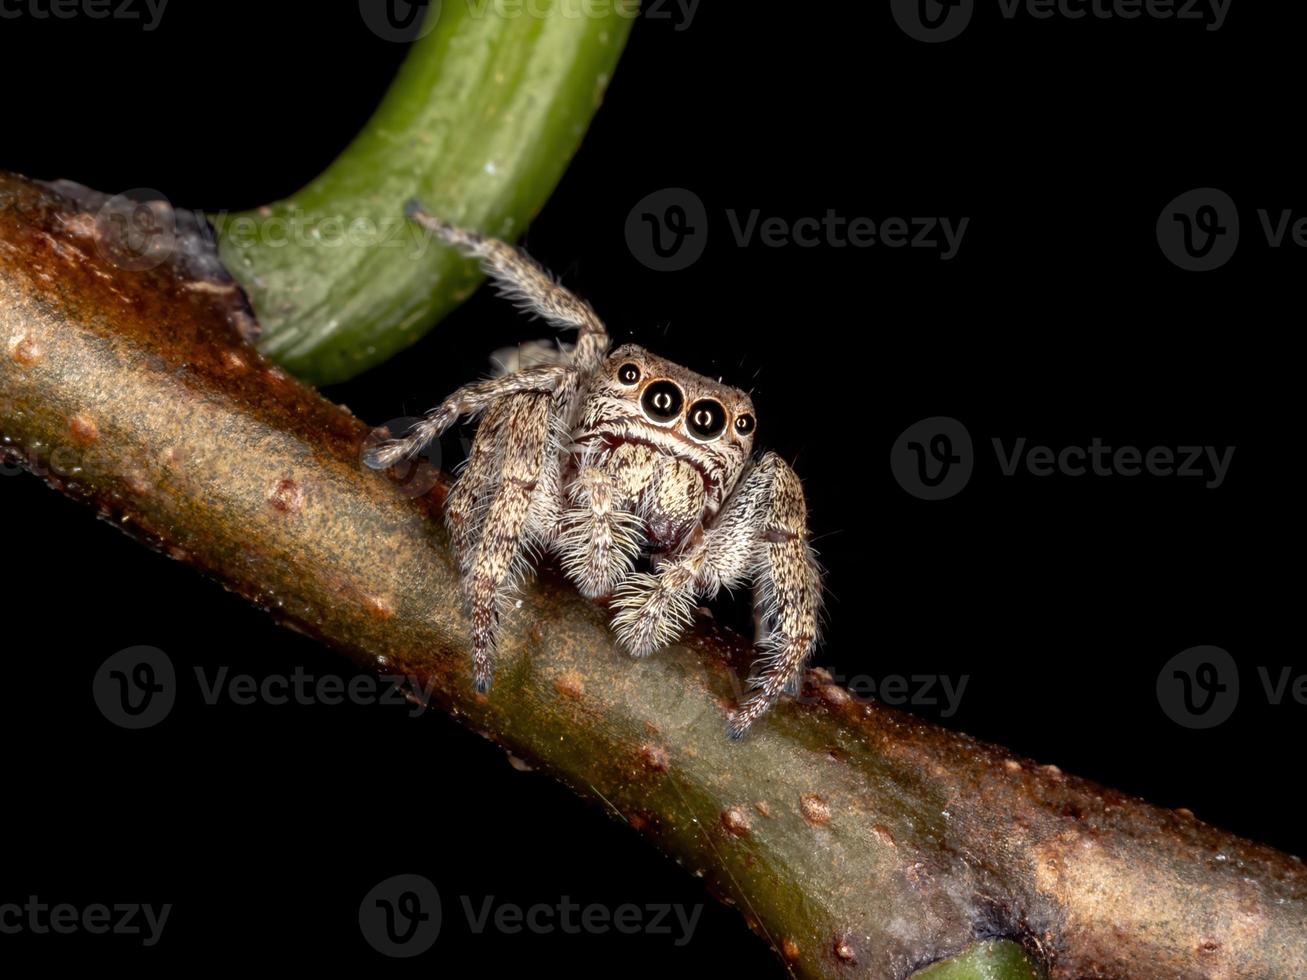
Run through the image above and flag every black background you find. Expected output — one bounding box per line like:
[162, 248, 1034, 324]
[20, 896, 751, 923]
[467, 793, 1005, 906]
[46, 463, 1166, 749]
[0, 0, 1298, 973]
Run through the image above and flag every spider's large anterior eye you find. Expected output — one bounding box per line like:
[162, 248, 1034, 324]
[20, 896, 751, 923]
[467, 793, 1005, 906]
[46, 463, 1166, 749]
[687, 399, 727, 440]
[641, 380, 683, 422]
[734, 413, 756, 436]
[617, 362, 641, 385]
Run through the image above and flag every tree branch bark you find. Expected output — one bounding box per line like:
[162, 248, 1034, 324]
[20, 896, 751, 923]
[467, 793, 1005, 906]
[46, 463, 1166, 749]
[2, 172, 1303, 979]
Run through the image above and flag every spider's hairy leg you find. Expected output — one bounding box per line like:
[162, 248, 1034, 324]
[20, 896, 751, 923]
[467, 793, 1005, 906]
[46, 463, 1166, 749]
[445, 401, 508, 577]
[406, 201, 610, 371]
[728, 454, 822, 738]
[363, 364, 571, 471]
[557, 466, 644, 599]
[609, 453, 821, 736]
[464, 391, 554, 693]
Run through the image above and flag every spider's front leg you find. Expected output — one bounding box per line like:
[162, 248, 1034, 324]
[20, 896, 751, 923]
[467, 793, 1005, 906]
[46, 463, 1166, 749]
[610, 453, 823, 737]
[364, 365, 573, 470]
[369, 206, 616, 692]
[384, 375, 575, 693]
[367, 202, 612, 471]
[406, 201, 609, 373]
[459, 391, 559, 692]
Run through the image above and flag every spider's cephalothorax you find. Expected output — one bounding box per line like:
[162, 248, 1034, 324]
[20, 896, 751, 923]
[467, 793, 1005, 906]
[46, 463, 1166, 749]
[366, 202, 822, 737]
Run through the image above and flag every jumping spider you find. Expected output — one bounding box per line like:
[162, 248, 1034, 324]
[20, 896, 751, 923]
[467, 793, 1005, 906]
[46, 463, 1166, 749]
[366, 202, 822, 737]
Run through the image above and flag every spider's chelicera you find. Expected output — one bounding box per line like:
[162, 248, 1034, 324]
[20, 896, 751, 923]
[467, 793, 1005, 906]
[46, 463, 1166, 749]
[366, 202, 823, 737]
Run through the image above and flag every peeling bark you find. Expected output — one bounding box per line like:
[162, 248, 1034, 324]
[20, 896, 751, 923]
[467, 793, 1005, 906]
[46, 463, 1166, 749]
[2, 172, 1304, 979]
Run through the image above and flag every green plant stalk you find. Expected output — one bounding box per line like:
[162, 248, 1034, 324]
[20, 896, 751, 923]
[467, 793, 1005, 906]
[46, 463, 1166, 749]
[911, 940, 1043, 980]
[215, 1, 632, 384]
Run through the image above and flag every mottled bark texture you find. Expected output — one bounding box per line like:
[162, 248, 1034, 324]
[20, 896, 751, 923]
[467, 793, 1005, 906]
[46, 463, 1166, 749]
[1, 172, 1304, 979]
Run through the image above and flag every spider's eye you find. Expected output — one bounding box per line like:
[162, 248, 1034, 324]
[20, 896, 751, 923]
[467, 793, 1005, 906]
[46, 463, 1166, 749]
[617, 362, 641, 385]
[687, 399, 727, 440]
[641, 380, 684, 422]
[734, 413, 756, 436]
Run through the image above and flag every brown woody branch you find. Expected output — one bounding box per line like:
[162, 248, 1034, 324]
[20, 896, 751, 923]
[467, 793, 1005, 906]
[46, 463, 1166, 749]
[2, 172, 1304, 979]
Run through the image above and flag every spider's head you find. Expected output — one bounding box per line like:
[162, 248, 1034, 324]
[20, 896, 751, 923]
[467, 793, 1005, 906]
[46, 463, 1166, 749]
[584, 344, 756, 491]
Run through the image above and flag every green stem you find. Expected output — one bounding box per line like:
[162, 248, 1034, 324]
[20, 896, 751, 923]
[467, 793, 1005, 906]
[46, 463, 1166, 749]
[912, 940, 1044, 980]
[214, 1, 633, 384]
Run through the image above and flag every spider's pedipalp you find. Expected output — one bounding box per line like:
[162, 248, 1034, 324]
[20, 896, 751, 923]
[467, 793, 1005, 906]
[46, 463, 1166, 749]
[610, 567, 700, 657]
[557, 466, 644, 599]
[608, 452, 821, 736]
